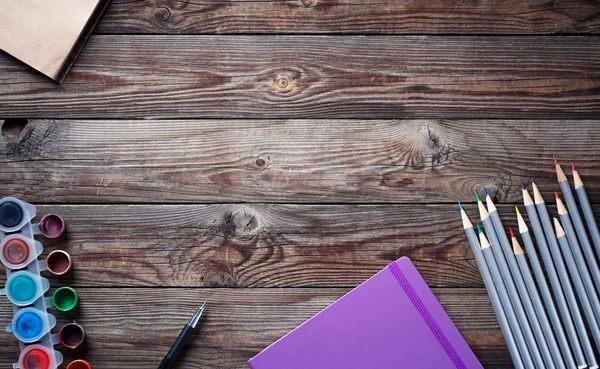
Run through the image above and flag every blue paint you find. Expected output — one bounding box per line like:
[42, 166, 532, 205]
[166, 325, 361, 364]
[14, 310, 44, 341]
[0, 201, 23, 228]
[7, 272, 38, 305]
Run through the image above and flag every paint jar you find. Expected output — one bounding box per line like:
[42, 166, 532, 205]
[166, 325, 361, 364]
[9, 307, 56, 343]
[39, 214, 65, 238]
[66, 360, 92, 369]
[0, 235, 43, 270]
[58, 322, 85, 349]
[18, 344, 63, 369]
[45, 250, 72, 275]
[51, 286, 79, 312]
[1, 271, 50, 306]
[0, 197, 36, 232]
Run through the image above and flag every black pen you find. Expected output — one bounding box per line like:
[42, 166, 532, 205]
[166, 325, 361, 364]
[158, 303, 206, 369]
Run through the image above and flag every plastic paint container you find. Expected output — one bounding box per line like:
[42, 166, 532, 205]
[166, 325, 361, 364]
[3, 271, 49, 306]
[66, 360, 92, 369]
[0, 197, 36, 232]
[0, 235, 43, 270]
[58, 322, 85, 349]
[45, 250, 72, 275]
[10, 307, 56, 343]
[51, 286, 79, 312]
[18, 344, 63, 369]
[39, 214, 65, 238]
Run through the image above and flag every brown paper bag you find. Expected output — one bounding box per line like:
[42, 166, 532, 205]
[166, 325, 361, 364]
[0, 0, 110, 82]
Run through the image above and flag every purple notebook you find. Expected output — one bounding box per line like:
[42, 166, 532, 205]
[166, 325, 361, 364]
[248, 257, 483, 369]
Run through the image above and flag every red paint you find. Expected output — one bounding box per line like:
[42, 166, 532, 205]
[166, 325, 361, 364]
[21, 347, 50, 369]
[2, 237, 29, 266]
[67, 360, 92, 369]
[58, 322, 85, 349]
[45, 250, 71, 275]
[39, 213, 65, 238]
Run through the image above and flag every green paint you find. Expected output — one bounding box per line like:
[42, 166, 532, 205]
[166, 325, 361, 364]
[52, 286, 79, 312]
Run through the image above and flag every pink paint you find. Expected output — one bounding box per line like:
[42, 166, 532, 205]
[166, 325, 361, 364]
[39, 213, 65, 238]
[45, 250, 72, 275]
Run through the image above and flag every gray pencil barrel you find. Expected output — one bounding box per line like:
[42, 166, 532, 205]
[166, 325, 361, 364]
[560, 212, 600, 322]
[560, 179, 600, 295]
[525, 203, 586, 367]
[575, 184, 600, 264]
[482, 217, 545, 368]
[465, 228, 525, 369]
[490, 211, 555, 368]
[521, 230, 576, 369]
[515, 252, 566, 369]
[536, 203, 597, 368]
[483, 245, 535, 368]
[556, 231, 600, 355]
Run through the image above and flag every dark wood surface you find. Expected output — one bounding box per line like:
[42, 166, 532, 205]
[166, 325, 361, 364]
[1, 1, 600, 368]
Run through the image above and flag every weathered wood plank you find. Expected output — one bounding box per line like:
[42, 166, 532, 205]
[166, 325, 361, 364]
[0, 288, 512, 368]
[1, 36, 599, 119]
[1, 119, 600, 203]
[0, 203, 567, 288]
[97, 0, 600, 35]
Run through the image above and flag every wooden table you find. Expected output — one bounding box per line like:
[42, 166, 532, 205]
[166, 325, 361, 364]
[1, 1, 599, 367]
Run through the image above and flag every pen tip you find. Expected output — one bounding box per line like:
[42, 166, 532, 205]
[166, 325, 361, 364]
[553, 154, 558, 166]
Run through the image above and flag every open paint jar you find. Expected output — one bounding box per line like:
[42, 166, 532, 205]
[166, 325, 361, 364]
[9, 307, 56, 343]
[45, 250, 72, 275]
[66, 360, 92, 369]
[0, 235, 43, 270]
[18, 344, 63, 369]
[39, 214, 65, 238]
[0, 197, 36, 232]
[2, 271, 50, 306]
[51, 286, 79, 312]
[58, 322, 85, 349]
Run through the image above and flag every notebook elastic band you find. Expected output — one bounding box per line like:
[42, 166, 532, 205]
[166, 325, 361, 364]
[388, 262, 467, 369]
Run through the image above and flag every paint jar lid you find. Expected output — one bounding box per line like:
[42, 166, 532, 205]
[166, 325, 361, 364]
[19, 344, 63, 369]
[39, 213, 65, 238]
[0, 235, 43, 270]
[52, 286, 79, 312]
[4, 271, 49, 306]
[10, 307, 56, 343]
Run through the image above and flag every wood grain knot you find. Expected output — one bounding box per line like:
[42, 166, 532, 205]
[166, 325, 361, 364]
[300, 0, 313, 8]
[153, 6, 172, 22]
[220, 208, 261, 241]
[1, 119, 28, 138]
[255, 156, 270, 169]
[276, 77, 290, 90]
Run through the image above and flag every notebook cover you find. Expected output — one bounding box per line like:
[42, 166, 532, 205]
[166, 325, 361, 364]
[0, 0, 110, 82]
[248, 257, 483, 369]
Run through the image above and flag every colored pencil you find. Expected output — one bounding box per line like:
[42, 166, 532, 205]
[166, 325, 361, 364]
[478, 223, 534, 368]
[483, 188, 555, 368]
[555, 157, 600, 294]
[532, 180, 598, 368]
[572, 163, 600, 261]
[556, 193, 600, 317]
[554, 217, 600, 355]
[477, 192, 545, 368]
[510, 227, 566, 369]
[460, 205, 525, 369]
[522, 183, 586, 368]
[517, 207, 576, 369]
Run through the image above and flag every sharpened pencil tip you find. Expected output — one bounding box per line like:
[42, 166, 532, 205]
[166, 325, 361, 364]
[531, 178, 536, 185]
[571, 162, 577, 172]
[475, 192, 482, 202]
[483, 187, 489, 198]
[520, 179, 526, 190]
[515, 206, 521, 217]
[553, 154, 558, 166]
[476, 223, 482, 234]
[509, 227, 515, 238]
[555, 191, 560, 200]
[458, 202, 464, 211]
